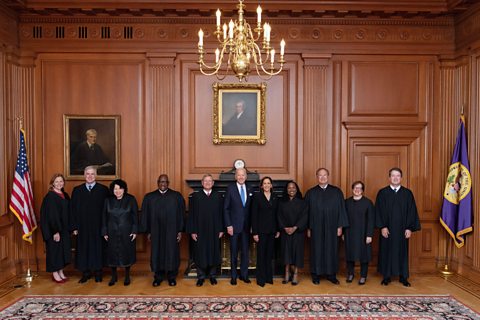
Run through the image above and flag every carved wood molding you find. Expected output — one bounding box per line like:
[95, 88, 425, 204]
[5, 0, 476, 20]
[17, 22, 455, 50]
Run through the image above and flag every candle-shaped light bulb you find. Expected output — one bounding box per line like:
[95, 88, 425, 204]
[216, 9, 221, 27]
[228, 20, 234, 39]
[198, 29, 204, 47]
[257, 6, 262, 24]
[265, 23, 271, 42]
[280, 39, 285, 56]
[223, 23, 227, 39]
[270, 49, 275, 63]
[215, 48, 220, 63]
[263, 22, 268, 40]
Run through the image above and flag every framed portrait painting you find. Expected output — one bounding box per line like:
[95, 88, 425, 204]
[64, 115, 120, 179]
[213, 82, 266, 144]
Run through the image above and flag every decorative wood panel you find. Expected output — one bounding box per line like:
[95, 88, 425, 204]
[180, 56, 301, 189]
[148, 56, 177, 190]
[0, 51, 6, 216]
[303, 57, 332, 189]
[341, 55, 433, 123]
[0, 224, 16, 284]
[350, 62, 419, 115]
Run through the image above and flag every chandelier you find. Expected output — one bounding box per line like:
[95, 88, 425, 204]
[197, 0, 285, 82]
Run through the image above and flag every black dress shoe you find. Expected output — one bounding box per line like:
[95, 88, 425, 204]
[152, 279, 162, 287]
[312, 279, 320, 285]
[168, 279, 177, 286]
[346, 274, 354, 283]
[239, 276, 251, 284]
[95, 275, 102, 283]
[358, 277, 366, 285]
[210, 277, 218, 285]
[257, 282, 265, 287]
[328, 277, 340, 285]
[230, 278, 237, 285]
[400, 279, 411, 287]
[108, 276, 117, 286]
[381, 278, 391, 286]
[124, 278, 131, 286]
[266, 280, 273, 284]
[78, 275, 90, 284]
[196, 279, 204, 287]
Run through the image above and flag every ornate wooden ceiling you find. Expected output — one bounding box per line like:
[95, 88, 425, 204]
[2, 0, 477, 20]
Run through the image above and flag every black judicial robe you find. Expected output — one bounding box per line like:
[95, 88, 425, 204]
[306, 185, 349, 275]
[71, 183, 110, 271]
[186, 191, 223, 269]
[40, 190, 71, 272]
[71, 142, 114, 175]
[344, 196, 375, 263]
[277, 197, 308, 267]
[375, 186, 421, 279]
[101, 194, 139, 267]
[141, 189, 185, 272]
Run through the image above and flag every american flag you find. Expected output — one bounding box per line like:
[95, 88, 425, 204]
[9, 129, 37, 243]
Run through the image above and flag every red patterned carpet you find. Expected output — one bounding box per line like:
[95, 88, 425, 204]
[0, 295, 478, 319]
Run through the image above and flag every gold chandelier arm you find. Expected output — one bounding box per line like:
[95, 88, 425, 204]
[197, 0, 285, 82]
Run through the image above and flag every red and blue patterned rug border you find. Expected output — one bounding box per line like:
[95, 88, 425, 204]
[1, 294, 478, 320]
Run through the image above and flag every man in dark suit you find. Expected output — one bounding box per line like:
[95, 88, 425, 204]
[224, 168, 252, 285]
[222, 100, 257, 136]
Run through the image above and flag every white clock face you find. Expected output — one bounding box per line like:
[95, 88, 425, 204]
[234, 159, 245, 169]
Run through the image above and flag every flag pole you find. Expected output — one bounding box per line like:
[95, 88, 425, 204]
[439, 236, 454, 275]
[15, 117, 35, 285]
[25, 244, 33, 284]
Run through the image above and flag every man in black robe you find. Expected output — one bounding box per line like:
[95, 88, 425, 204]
[71, 166, 110, 283]
[376, 167, 421, 287]
[305, 168, 348, 285]
[187, 174, 224, 287]
[71, 128, 114, 175]
[141, 174, 185, 287]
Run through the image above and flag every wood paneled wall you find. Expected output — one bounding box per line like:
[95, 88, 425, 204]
[1, 3, 480, 282]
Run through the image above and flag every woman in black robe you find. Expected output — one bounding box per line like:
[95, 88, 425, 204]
[102, 179, 138, 286]
[277, 181, 308, 285]
[40, 173, 71, 283]
[251, 176, 279, 287]
[344, 181, 375, 285]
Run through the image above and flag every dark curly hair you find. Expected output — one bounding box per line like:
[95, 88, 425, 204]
[109, 179, 128, 194]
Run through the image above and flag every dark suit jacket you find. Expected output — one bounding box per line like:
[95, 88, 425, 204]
[223, 183, 252, 234]
[222, 113, 257, 136]
[251, 192, 279, 235]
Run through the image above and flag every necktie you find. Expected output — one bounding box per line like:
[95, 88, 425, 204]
[88, 185, 92, 192]
[240, 185, 246, 206]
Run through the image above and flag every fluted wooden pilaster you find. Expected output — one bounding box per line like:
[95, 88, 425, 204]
[303, 59, 331, 188]
[148, 57, 178, 190]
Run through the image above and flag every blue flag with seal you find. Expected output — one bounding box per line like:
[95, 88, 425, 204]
[440, 115, 473, 248]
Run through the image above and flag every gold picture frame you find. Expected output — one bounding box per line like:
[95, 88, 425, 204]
[213, 82, 266, 144]
[64, 115, 120, 180]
